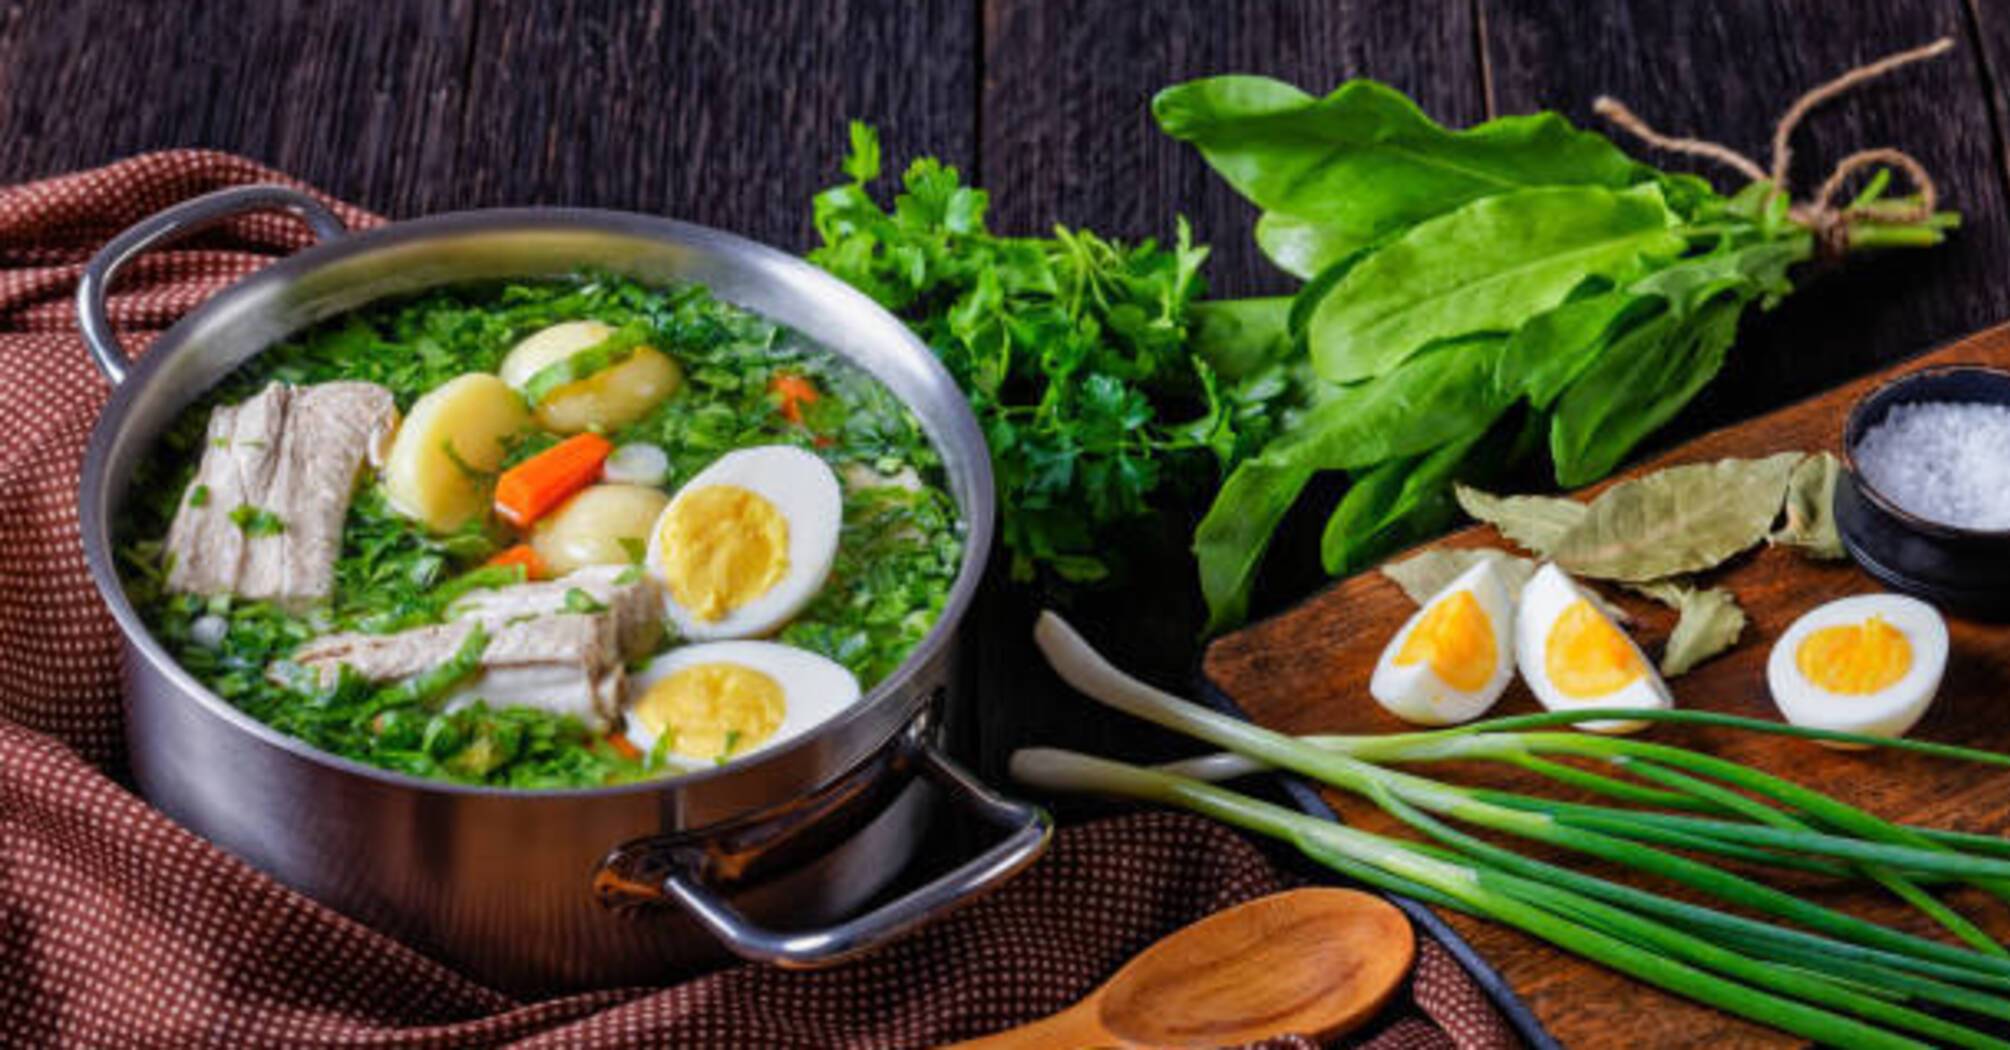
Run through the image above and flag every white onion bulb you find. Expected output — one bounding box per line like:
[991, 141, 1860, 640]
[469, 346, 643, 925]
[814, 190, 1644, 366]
[602, 442, 671, 487]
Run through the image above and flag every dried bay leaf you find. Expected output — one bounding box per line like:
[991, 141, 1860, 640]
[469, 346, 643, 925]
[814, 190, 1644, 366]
[1432, 452, 1817, 675]
[1625, 579, 1688, 607]
[1549, 452, 1804, 581]
[1454, 483, 1586, 556]
[1383, 547, 1630, 623]
[1770, 451, 1845, 560]
[1383, 549, 1537, 604]
[1641, 582, 1747, 676]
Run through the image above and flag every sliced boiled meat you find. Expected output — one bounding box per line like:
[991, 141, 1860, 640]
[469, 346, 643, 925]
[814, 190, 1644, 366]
[164, 381, 398, 609]
[285, 615, 624, 730]
[447, 565, 664, 661]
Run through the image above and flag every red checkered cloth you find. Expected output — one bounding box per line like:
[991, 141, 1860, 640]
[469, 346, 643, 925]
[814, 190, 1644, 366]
[0, 151, 1521, 1049]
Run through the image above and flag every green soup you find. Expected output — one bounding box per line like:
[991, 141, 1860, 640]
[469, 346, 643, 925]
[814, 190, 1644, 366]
[118, 276, 962, 789]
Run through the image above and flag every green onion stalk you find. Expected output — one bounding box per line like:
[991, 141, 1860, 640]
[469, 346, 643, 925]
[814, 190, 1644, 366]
[1020, 611, 2010, 1048]
[1186, 711, 2010, 917]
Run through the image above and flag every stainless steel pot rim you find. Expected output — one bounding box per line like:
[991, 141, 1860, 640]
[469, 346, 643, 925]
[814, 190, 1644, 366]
[81, 205, 997, 801]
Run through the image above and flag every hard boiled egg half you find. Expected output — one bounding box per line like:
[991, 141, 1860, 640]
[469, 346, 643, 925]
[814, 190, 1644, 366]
[1516, 564, 1671, 733]
[1767, 594, 1947, 746]
[646, 445, 842, 640]
[623, 641, 861, 768]
[1371, 559, 1515, 725]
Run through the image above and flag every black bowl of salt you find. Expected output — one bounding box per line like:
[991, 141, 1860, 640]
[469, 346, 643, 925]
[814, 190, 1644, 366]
[1838, 364, 2010, 619]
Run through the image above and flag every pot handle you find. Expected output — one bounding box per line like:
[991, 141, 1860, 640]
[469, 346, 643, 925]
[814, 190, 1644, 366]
[75, 184, 347, 387]
[663, 743, 1053, 969]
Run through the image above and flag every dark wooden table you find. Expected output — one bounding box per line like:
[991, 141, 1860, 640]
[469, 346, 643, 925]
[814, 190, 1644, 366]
[8, 0, 2010, 1033]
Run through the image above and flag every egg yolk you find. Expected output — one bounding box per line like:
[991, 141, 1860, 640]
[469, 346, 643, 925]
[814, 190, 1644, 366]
[658, 484, 789, 622]
[1394, 590, 1497, 692]
[1544, 599, 1645, 699]
[1796, 616, 1912, 695]
[631, 662, 786, 760]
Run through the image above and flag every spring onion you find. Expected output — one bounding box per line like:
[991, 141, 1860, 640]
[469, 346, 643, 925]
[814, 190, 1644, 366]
[1022, 611, 2010, 1047]
[603, 442, 672, 487]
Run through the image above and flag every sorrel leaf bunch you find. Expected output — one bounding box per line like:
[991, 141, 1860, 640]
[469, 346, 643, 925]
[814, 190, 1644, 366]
[810, 123, 1288, 585]
[1158, 77, 1956, 631]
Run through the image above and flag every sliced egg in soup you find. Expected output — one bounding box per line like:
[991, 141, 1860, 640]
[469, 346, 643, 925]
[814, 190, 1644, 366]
[645, 445, 842, 640]
[1370, 559, 1515, 725]
[623, 641, 861, 767]
[1515, 564, 1670, 734]
[1767, 594, 1947, 746]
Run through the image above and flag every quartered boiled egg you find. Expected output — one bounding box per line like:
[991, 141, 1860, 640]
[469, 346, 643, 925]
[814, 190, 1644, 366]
[1370, 559, 1515, 725]
[1767, 594, 1947, 746]
[623, 641, 860, 767]
[646, 445, 842, 640]
[1516, 564, 1671, 733]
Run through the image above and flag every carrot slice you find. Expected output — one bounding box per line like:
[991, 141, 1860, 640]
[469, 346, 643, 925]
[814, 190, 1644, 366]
[605, 733, 643, 762]
[770, 372, 820, 425]
[493, 433, 613, 528]
[485, 543, 548, 581]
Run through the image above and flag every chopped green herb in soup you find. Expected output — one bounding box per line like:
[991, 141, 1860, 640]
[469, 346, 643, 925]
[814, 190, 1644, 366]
[118, 276, 962, 789]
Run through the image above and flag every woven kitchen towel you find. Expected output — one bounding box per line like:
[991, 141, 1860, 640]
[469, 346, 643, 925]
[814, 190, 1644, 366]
[0, 151, 1521, 1049]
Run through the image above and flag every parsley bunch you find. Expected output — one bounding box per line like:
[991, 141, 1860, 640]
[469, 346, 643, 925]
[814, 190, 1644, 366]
[810, 123, 1273, 584]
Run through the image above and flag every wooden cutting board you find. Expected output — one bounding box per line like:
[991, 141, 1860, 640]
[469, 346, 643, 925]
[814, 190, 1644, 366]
[1203, 323, 2010, 1049]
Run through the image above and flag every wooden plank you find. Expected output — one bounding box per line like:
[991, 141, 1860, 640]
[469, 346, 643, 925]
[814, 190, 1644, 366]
[1965, 0, 2010, 195]
[0, 0, 476, 214]
[0, 1, 979, 231]
[454, 0, 977, 249]
[965, 0, 1487, 785]
[1484, 0, 2010, 448]
[980, 0, 1486, 297]
[1205, 323, 2010, 1048]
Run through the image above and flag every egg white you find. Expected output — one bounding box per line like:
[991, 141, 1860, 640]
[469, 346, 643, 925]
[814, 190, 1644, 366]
[1515, 563, 1670, 734]
[1767, 594, 1947, 747]
[622, 640, 861, 769]
[1370, 559, 1516, 726]
[646, 445, 842, 640]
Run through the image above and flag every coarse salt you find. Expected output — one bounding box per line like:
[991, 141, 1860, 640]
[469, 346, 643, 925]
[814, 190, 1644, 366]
[1853, 401, 2010, 531]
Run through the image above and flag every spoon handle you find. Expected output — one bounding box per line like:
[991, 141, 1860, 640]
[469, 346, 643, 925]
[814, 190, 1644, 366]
[942, 1000, 1113, 1049]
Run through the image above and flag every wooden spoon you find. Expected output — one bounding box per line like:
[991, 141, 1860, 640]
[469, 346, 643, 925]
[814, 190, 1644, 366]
[947, 888, 1414, 1049]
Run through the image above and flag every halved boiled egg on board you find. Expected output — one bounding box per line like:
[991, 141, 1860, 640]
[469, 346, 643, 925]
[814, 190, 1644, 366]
[1370, 559, 1516, 725]
[645, 444, 842, 640]
[1767, 594, 1947, 746]
[623, 640, 861, 767]
[1515, 564, 1671, 733]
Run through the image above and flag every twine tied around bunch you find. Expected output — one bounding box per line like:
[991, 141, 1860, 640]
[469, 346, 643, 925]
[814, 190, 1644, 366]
[1592, 38, 1953, 262]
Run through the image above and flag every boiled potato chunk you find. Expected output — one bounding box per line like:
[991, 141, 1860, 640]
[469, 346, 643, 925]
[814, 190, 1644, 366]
[531, 483, 671, 575]
[499, 320, 682, 434]
[382, 374, 530, 532]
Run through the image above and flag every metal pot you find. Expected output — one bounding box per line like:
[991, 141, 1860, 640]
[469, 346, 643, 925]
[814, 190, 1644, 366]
[74, 186, 1048, 993]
